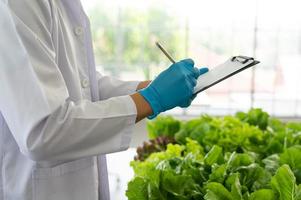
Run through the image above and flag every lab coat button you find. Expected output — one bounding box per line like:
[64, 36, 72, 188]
[81, 79, 89, 88]
[74, 26, 83, 36]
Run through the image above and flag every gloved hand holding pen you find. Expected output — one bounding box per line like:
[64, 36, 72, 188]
[139, 59, 208, 119]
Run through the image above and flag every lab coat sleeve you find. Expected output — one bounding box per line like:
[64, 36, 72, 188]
[0, 1, 137, 162]
[97, 73, 140, 100]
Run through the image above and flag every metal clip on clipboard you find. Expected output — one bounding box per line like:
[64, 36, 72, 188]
[194, 55, 260, 94]
[231, 55, 254, 64]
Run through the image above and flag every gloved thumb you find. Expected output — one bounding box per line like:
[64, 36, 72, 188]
[192, 67, 209, 78]
[199, 67, 209, 75]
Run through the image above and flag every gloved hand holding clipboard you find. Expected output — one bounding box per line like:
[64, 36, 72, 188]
[155, 42, 260, 94]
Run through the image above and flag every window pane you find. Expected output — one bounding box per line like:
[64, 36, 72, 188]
[83, 0, 301, 117]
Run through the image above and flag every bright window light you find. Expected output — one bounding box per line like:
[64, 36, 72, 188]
[82, 0, 301, 118]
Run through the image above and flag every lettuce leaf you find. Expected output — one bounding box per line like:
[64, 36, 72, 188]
[248, 189, 275, 200]
[271, 164, 296, 200]
[204, 145, 223, 166]
[280, 146, 301, 183]
[204, 182, 232, 200]
[126, 177, 164, 200]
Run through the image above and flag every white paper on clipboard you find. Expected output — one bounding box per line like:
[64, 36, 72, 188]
[194, 56, 260, 94]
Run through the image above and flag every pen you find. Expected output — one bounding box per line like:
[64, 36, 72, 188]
[155, 41, 176, 64]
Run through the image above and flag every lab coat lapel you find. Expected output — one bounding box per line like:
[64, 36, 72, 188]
[61, 1, 110, 199]
[81, 9, 111, 200]
[83, 15, 111, 200]
[85, 19, 110, 200]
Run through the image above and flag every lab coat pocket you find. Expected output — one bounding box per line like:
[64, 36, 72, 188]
[32, 157, 98, 200]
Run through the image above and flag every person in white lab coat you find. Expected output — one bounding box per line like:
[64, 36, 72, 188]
[0, 0, 208, 199]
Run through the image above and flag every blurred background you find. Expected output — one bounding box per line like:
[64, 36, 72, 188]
[81, 0, 301, 199]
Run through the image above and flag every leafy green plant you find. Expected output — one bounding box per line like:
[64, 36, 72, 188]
[147, 116, 181, 139]
[128, 109, 301, 200]
[134, 136, 176, 161]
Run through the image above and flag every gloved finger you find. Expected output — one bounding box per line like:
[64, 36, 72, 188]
[179, 98, 193, 108]
[183, 93, 198, 107]
[179, 81, 196, 108]
[190, 67, 208, 79]
[179, 58, 194, 69]
[199, 67, 209, 75]
[192, 67, 200, 79]
[185, 75, 197, 89]
[187, 77, 197, 87]
[191, 94, 197, 101]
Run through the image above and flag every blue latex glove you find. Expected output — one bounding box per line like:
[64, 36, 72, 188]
[139, 59, 208, 119]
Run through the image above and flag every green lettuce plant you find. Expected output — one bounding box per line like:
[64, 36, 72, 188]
[128, 109, 301, 200]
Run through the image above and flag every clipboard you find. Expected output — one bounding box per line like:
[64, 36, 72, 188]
[194, 56, 260, 94]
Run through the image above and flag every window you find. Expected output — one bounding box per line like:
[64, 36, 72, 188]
[83, 0, 301, 118]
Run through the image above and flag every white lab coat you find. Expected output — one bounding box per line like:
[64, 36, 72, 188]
[0, 0, 139, 199]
